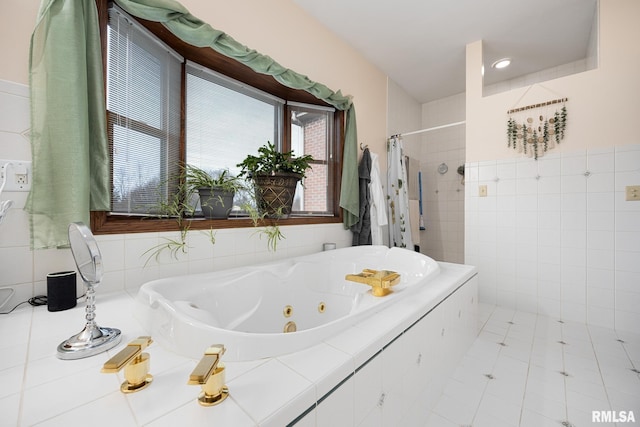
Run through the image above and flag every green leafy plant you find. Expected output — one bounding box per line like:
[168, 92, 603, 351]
[185, 165, 245, 219]
[185, 165, 244, 193]
[237, 141, 314, 179]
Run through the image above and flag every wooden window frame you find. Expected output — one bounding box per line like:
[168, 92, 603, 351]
[91, 0, 344, 235]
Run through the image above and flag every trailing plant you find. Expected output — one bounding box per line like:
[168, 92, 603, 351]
[142, 227, 190, 267]
[142, 177, 193, 266]
[243, 202, 285, 252]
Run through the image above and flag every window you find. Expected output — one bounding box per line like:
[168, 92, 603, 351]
[288, 102, 336, 215]
[93, 2, 343, 234]
[106, 6, 182, 215]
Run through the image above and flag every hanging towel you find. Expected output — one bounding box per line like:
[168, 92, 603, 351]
[350, 147, 372, 245]
[340, 106, 359, 228]
[387, 136, 414, 249]
[369, 151, 387, 245]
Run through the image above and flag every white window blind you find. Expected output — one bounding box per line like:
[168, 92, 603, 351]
[185, 61, 283, 178]
[106, 6, 183, 214]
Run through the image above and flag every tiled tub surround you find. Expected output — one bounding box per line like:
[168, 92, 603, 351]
[0, 262, 477, 426]
[465, 144, 640, 332]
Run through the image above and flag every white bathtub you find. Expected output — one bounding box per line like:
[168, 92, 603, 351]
[135, 246, 440, 361]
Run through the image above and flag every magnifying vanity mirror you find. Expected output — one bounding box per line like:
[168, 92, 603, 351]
[56, 222, 121, 360]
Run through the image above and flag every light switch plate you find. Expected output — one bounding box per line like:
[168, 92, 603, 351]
[479, 185, 487, 197]
[626, 185, 640, 201]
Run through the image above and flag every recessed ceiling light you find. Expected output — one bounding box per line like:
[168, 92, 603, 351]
[491, 58, 511, 69]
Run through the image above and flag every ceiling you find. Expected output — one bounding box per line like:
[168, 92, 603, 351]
[294, 0, 598, 103]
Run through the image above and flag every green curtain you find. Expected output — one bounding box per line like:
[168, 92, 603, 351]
[113, 0, 360, 228]
[28, 0, 110, 249]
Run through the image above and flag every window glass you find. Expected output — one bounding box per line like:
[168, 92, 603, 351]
[104, 6, 338, 222]
[289, 104, 334, 214]
[107, 6, 182, 214]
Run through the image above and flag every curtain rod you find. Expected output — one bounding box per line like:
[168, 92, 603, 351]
[390, 120, 465, 139]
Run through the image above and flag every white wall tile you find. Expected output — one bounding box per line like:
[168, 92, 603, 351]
[614, 145, 640, 172]
[537, 156, 561, 177]
[615, 231, 640, 252]
[615, 211, 640, 231]
[496, 160, 516, 180]
[615, 270, 640, 293]
[516, 159, 537, 179]
[0, 89, 30, 134]
[468, 145, 640, 329]
[561, 151, 587, 175]
[615, 251, 640, 273]
[561, 174, 587, 193]
[616, 310, 640, 333]
[537, 175, 561, 194]
[586, 173, 614, 193]
[587, 149, 615, 173]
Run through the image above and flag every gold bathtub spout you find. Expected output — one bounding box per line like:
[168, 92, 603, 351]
[188, 344, 229, 406]
[102, 336, 153, 393]
[345, 269, 401, 297]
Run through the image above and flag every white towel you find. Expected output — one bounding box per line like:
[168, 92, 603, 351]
[368, 151, 387, 245]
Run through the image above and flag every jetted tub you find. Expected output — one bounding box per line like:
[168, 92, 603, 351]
[135, 245, 440, 361]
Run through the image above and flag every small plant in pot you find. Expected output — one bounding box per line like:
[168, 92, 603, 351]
[185, 165, 244, 219]
[237, 142, 313, 219]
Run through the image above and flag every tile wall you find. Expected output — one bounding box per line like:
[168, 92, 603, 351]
[465, 145, 640, 332]
[0, 79, 351, 312]
[419, 93, 466, 264]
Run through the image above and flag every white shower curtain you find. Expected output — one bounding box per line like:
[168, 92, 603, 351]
[387, 136, 413, 248]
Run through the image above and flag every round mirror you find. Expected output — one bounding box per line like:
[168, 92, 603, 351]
[68, 222, 103, 286]
[57, 222, 120, 360]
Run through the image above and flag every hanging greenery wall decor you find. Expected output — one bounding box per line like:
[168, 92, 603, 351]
[507, 98, 567, 160]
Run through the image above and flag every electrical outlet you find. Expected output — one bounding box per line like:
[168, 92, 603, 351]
[0, 160, 32, 192]
[626, 185, 640, 201]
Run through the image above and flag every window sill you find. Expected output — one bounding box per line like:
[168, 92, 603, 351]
[90, 211, 342, 235]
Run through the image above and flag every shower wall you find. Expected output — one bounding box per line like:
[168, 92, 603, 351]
[420, 93, 466, 263]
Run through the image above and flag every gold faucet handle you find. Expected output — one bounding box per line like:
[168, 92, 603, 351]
[188, 344, 225, 385]
[102, 336, 153, 373]
[345, 269, 401, 296]
[188, 344, 229, 406]
[376, 270, 401, 288]
[101, 336, 153, 393]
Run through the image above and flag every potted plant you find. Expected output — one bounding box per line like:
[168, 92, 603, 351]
[237, 142, 313, 219]
[185, 165, 244, 219]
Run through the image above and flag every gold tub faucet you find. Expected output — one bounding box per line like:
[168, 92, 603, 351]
[188, 344, 229, 406]
[102, 336, 153, 393]
[345, 269, 401, 297]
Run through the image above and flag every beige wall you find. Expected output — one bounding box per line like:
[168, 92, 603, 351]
[0, 0, 388, 158]
[0, 0, 39, 84]
[466, 0, 640, 162]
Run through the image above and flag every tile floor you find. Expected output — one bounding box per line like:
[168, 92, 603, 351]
[427, 303, 640, 427]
